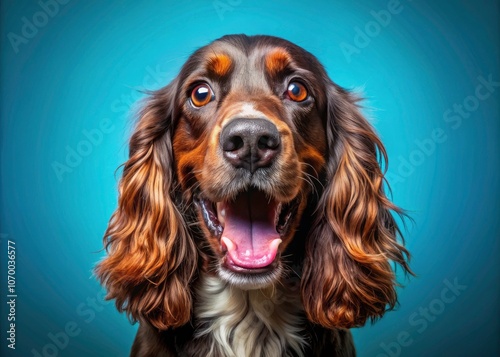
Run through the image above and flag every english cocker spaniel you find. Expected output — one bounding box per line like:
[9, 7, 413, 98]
[96, 34, 411, 357]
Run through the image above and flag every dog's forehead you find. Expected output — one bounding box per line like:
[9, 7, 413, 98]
[177, 36, 328, 108]
[200, 41, 285, 86]
[187, 38, 314, 84]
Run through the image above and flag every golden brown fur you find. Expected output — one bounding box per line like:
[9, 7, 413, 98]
[95, 34, 411, 356]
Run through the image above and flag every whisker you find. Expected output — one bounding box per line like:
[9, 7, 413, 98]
[300, 161, 320, 178]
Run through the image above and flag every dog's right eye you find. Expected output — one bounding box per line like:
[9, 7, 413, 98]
[190, 83, 215, 107]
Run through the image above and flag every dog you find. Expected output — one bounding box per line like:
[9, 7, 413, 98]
[96, 34, 411, 356]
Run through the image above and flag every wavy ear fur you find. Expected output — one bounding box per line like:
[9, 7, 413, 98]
[95, 81, 197, 329]
[302, 83, 412, 329]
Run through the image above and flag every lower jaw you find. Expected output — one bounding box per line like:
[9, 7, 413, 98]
[222, 254, 280, 274]
[217, 259, 283, 289]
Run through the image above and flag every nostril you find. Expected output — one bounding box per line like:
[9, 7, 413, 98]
[258, 135, 280, 150]
[223, 135, 244, 152]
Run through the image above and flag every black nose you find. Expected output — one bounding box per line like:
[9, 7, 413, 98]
[220, 118, 281, 173]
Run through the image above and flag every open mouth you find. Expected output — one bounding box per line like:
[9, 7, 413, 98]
[197, 188, 298, 273]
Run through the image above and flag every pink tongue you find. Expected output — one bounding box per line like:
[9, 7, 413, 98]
[220, 190, 281, 269]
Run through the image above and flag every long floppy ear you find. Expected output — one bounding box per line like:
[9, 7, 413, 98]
[301, 83, 412, 329]
[95, 81, 197, 329]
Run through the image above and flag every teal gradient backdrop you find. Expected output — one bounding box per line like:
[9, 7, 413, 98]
[1, 1, 498, 356]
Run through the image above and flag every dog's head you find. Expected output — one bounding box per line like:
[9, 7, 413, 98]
[96, 35, 411, 330]
[173, 36, 330, 288]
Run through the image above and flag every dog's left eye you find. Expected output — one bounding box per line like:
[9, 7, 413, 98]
[190, 83, 215, 107]
[286, 81, 308, 102]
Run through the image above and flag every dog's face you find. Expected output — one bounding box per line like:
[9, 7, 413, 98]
[97, 35, 411, 331]
[172, 36, 328, 288]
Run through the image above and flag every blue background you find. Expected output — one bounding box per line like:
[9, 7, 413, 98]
[1, 0, 499, 356]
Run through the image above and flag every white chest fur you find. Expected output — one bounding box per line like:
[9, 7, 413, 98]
[194, 274, 307, 357]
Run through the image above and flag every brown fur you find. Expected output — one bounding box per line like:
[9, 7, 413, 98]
[95, 34, 411, 356]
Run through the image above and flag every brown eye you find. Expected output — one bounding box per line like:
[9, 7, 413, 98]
[287, 81, 308, 102]
[190, 83, 214, 107]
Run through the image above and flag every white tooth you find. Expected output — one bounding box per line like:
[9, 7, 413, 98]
[270, 239, 282, 251]
[221, 236, 236, 252]
[217, 203, 226, 226]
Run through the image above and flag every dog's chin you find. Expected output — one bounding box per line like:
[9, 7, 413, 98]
[217, 260, 283, 290]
